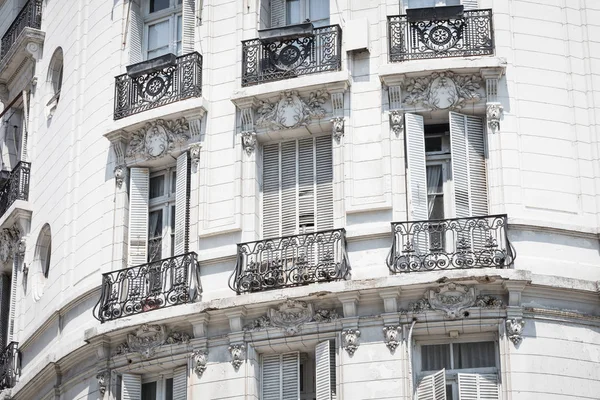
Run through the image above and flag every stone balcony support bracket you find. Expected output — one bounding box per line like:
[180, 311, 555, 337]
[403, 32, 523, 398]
[481, 67, 505, 134]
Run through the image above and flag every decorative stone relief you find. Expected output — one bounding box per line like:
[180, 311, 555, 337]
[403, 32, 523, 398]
[0, 226, 20, 263]
[0, 389, 11, 399]
[96, 370, 109, 395]
[241, 131, 257, 155]
[127, 118, 190, 159]
[331, 116, 344, 143]
[229, 344, 245, 371]
[243, 300, 339, 335]
[506, 318, 525, 346]
[403, 71, 483, 110]
[114, 165, 125, 189]
[475, 295, 504, 308]
[408, 298, 432, 313]
[486, 102, 503, 133]
[189, 143, 202, 169]
[342, 329, 360, 356]
[113, 324, 190, 358]
[389, 110, 404, 136]
[255, 90, 328, 130]
[191, 349, 208, 376]
[383, 326, 401, 352]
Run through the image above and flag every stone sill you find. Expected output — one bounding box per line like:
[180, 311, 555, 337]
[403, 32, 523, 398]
[379, 56, 507, 86]
[0, 27, 45, 83]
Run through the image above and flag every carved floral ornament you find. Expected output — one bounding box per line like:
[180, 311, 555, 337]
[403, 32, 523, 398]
[406, 282, 504, 319]
[342, 329, 361, 356]
[383, 325, 401, 352]
[96, 370, 110, 395]
[487, 102, 503, 133]
[243, 299, 340, 336]
[255, 90, 328, 130]
[0, 226, 20, 263]
[191, 349, 208, 376]
[229, 343, 245, 371]
[506, 318, 525, 346]
[403, 71, 484, 111]
[113, 324, 190, 359]
[126, 118, 190, 160]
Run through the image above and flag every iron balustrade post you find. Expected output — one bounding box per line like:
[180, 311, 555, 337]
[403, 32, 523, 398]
[0, 0, 43, 60]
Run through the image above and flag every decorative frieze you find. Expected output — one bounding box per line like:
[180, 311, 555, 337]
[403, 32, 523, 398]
[127, 118, 190, 159]
[506, 318, 525, 346]
[255, 90, 328, 130]
[113, 324, 190, 359]
[342, 329, 361, 356]
[243, 300, 339, 336]
[191, 349, 208, 376]
[403, 71, 483, 110]
[383, 326, 401, 352]
[229, 344, 245, 371]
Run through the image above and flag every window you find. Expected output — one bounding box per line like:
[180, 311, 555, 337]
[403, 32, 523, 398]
[120, 367, 185, 400]
[32, 224, 52, 301]
[406, 0, 460, 8]
[269, 0, 330, 28]
[262, 136, 333, 238]
[261, 340, 336, 400]
[415, 340, 499, 400]
[144, 0, 183, 59]
[46, 48, 64, 117]
[128, 152, 190, 267]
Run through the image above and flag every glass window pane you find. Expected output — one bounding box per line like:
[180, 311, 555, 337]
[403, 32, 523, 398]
[165, 378, 174, 400]
[171, 171, 177, 194]
[150, 175, 166, 198]
[425, 136, 442, 152]
[286, 0, 301, 25]
[407, 0, 435, 8]
[309, 0, 329, 26]
[426, 165, 443, 194]
[148, 20, 170, 51]
[453, 342, 496, 369]
[150, 0, 170, 13]
[149, 210, 163, 238]
[141, 382, 157, 400]
[422, 344, 451, 371]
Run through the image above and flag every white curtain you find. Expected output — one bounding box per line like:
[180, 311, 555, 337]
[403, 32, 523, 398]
[426, 165, 443, 217]
[148, 211, 162, 262]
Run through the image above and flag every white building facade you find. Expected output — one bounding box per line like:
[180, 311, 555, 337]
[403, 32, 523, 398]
[0, 0, 598, 399]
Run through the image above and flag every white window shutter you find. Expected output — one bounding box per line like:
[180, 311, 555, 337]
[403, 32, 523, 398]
[7, 257, 17, 342]
[416, 369, 447, 400]
[262, 354, 282, 400]
[298, 138, 314, 234]
[128, 168, 149, 266]
[128, 0, 144, 63]
[282, 140, 299, 236]
[465, 115, 488, 217]
[182, 0, 196, 54]
[405, 113, 428, 221]
[121, 373, 142, 400]
[271, 0, 286, 28]
[315, 136, 334, 231]
[315, 340, 336, 400]
[173, 365, 188, 400]
[458, 373, 499, 400]
[461, 0, 478, 10]
[281, 352, 300, 400]
[174, 152, 190, 255]
[263, 143, 281, 238]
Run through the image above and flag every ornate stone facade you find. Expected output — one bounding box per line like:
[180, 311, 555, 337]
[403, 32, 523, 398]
[229, 344, 245, 371]
[127, 118, 190, 159]
[403, 71, 483, 110]
[506, 318, 525, 346]
[112, 324, 190, 359]
[255, 90, 328, 130]
[389, 110, 404, 136]
[96, 370, 109, 395]
[342, 329, 361, 356]
[191, 349, 208, 376]
[487, 102, 503, 133]
[331, 116, 344, 142]
[0, 226, 20, 263]
[383, 326, 401, 352]
[241, 131, 257, 155]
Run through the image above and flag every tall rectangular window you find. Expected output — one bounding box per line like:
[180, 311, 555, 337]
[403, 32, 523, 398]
[144, 0, 183, 59]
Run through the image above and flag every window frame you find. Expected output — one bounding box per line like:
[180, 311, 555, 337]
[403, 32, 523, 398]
[404, 0, 461, 10]
[143, 0, 183, 60]
[284, 0, 330, 27]
[148, 167, 177, 262]
[141, 374, 175, 400]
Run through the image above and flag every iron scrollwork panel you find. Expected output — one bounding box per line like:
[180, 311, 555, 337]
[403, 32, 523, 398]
[387, 215, 515, 273]
[230, 229, 350, 294]
[242, 25, 342, 86]
[0, 162, 31, 219]
[0, 0, 42, 60]
[0, 342, 20, 390]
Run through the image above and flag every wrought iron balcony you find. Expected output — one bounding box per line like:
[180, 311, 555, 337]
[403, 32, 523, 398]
[242, 25, 342, 87]
[388, 9, 493, 62]
[230, 229, 350, 294]
[387, 215, 514, 273]
[93, 252, 201, 323]
[1, 0, 42, 60]
[114, 52, 202, 120]
[0, 162, 31, 219]
[0, 342, 20, 390]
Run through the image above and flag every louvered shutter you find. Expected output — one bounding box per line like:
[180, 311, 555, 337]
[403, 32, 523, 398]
[174, 152, 190, 255]
[182, 0, 196, 54]
[121, 373, 142, 400]
[128, 0, 144, 63]
[461, 0, 478, 10]
[405, 113, 428, 256]
[263, 144, 281, 238]
[416, 369, 446, 400]
[315, 340, 336, 400]
[298, 138, 314, 234]
[281, 352, 300, 400]
[458, 373, 499, 400]
[271, 0, 286, 28]
[7, 258, 17, 342]
[172, 365, 188, 400]
[262, 354, 281, 400]
[128, 168, 149, 266]
[315, 136, 333, 231]
[282, 141, 299, 236]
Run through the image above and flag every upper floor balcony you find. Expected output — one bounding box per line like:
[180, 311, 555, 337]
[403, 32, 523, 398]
[230, 229, 350, 294]
[387, 8, 493, 63]
[0, 161, 30, 221]
[0, 342, 20, 390]
[93, 252, 201, 323]
[0, 0, 42, 61]
[387, 215, 514, 273]
[242, 24, 342, 87]
[114, 52, 203, 120]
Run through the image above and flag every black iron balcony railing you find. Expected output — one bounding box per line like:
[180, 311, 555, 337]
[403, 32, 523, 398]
[230, 229, 350, 294]
[93, 252, 201, 323]
[1, 0, 42, 60]
[242, 25, 342, 86]
[0, 342, 20, 390]
[114, 52, 202, 120]
[387, 215, 514, 273]
[0, 162, 31, 219]
[388, 9, 493, 62]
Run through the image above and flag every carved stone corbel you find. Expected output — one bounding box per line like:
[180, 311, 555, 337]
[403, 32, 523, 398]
[113, 165, 126, 189]
[506, 318, 525, 346]
[383, 326, 401, 352]
[241, 131, 257, 155]
[25, 42, 42, 60]
[229, 344, 245, 371]
[389, 110, 404, 136]
[96, 370, 109, 396]
[342, 329, 360, 356]
[189, 143, 202, 170]
[331, 116, 344, 143]
[486, 102, 503, 134]
[191, 349, 208, 376]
